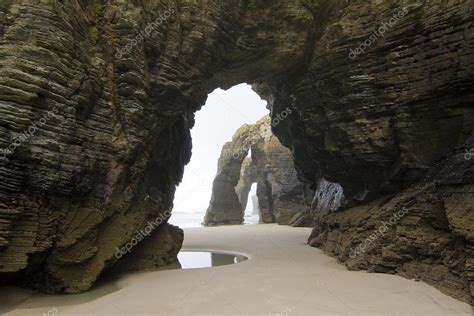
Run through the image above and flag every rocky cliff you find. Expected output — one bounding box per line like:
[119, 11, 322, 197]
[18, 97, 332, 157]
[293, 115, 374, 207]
[204, 117, 309, 226]
[235, 157, 258, 217]
[0, 0, 472, 302]
[202, 123, 255, 226]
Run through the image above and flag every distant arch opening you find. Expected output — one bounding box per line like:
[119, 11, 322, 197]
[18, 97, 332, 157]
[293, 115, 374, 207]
[244, 182, 259, 224]
[169, 84, 268, 227]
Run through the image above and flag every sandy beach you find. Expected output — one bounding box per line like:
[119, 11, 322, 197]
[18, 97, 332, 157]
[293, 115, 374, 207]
[1, 224, 472, 316]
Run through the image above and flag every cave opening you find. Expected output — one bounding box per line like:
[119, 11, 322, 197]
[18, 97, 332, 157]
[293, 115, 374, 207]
[244, 182, 259, 224]
[0, 1, 470, 308]
[169, 83, 268, 228]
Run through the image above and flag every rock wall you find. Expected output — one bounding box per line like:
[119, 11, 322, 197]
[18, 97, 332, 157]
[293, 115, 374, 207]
[203, 124, 255, 226]
[252, 120, 311, 225]
[0, 0, 472, 302]
[204, 117, 309, 226]
[0, 0, 191, 293]
[310, 179, 344, 214]
[235, 157, 257, 216]
[308, 142, 474, 303]
[110, 223, 183, 274]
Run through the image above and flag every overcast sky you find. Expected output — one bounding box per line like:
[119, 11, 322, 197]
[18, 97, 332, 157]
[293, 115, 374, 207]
[172, 84, 269, 214]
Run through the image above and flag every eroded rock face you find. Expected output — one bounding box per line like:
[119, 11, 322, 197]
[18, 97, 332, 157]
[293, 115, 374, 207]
[204, 117, 309, 226]
[311, 179, 344, 214]
[0, 0, 190, 293]
[110, 223, 183, 274]
[235, 157, 257, 216]
[252, 122, 311, 225]
[203, 124, 255, 226]
[309, 142, 474, 303]
[0, 0, 472, 302]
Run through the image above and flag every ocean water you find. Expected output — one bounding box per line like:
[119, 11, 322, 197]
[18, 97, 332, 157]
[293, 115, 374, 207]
[169, 211, 259, 228]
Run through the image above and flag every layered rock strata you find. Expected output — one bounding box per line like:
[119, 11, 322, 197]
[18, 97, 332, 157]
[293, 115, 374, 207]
[0, 0, 472, 302]
[110, 223, 183, 274]
[253, 124, 311, 225]
[309, 140, 474, 303]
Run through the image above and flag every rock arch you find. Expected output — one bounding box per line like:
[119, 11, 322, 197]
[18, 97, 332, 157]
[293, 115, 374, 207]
[204, 117, 312, 226]
[0, 0, 472, 302]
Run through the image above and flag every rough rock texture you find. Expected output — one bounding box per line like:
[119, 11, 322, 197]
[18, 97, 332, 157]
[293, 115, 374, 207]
[0, 0, 472, 302]
[110, 223, 183, 274]
[309, 143, 474, 303]
[235, 157, 257, 215]
[0, 0, 189, 293]
[311, 178, 344, 214]
[253, 123, 311, 225]
[203, 123, 255, 226]
[204, 117, 309, 226]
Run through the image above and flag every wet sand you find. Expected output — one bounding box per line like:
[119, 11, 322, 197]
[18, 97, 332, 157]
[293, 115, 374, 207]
[2, 224, 472, 315]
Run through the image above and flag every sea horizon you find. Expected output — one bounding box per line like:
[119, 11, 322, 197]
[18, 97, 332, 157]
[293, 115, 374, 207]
[169, 211, 260, 228]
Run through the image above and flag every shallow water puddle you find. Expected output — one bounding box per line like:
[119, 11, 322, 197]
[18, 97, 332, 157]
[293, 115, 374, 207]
[162, 251, 248, 270]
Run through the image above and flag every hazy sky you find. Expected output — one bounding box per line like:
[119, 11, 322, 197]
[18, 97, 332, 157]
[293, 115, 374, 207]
[172, 84, 268, 214]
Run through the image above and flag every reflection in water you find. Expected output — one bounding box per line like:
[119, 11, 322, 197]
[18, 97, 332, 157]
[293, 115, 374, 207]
[161, 251, 248, 270]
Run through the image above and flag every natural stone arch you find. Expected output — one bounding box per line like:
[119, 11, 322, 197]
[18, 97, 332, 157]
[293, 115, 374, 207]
[204, 117, 313, 226]
[0, 0, 472, 302]
[202, 121, 256, 226]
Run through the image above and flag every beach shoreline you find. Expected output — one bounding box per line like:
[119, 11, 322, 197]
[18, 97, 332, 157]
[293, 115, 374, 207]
[2, 224, 472, 315]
